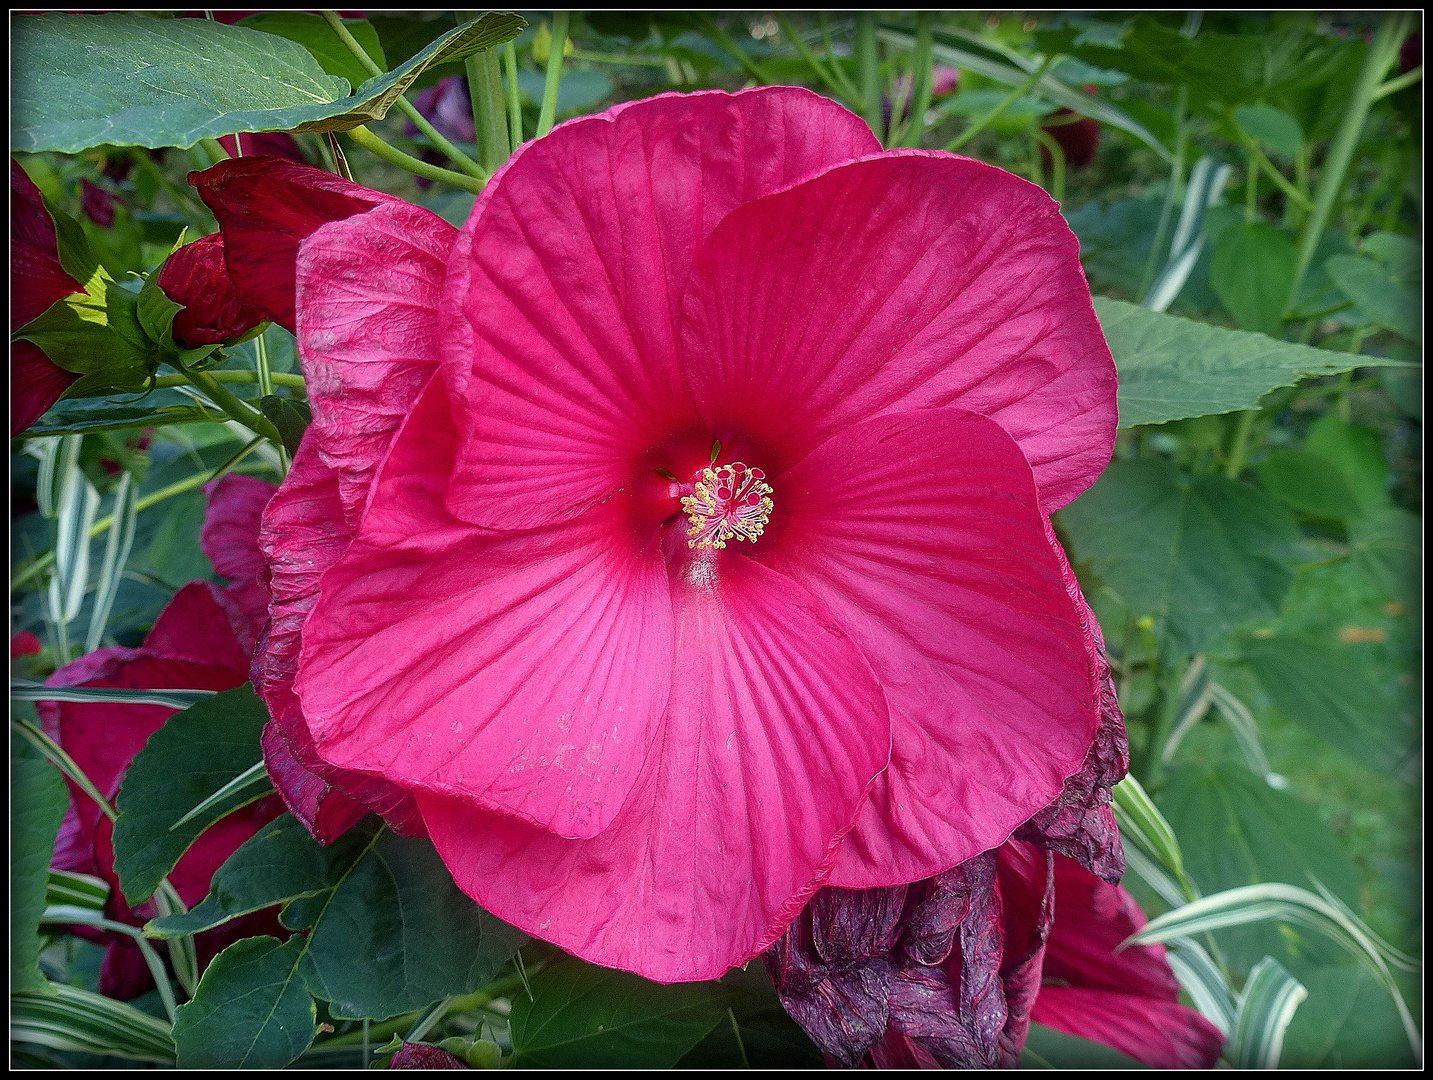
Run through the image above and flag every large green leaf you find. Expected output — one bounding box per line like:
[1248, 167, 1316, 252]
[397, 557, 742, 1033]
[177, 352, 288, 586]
[1209, 222, 1297, 335]
[1058, 460, 1301, 656]
[1241, 635, 1415, 774]
[1093, 298, 1407, 427]
[239, 12, 387, 91]
[151, 814, 526, 1028]
[295, 829, 527, 1021]
[675, 965, 824, 1069]
[111, 684, 270, 905]
[1326, 253, 1420, 342]
[1281, 963, 1419, 1068]
[23, 404, 218, 437]
[1157, 766, 1360, 971]
[11, 734, 72, 993]
[509, 959, 734, 1068]
[1301, 415, 1392, 515]
[171, 936, 316, 1069]
[1020, 1023, 1144, 1068]
[1234, 103, 1304, 155]
[13, 12, 526, 154]
[1255, 449, 1364, 521]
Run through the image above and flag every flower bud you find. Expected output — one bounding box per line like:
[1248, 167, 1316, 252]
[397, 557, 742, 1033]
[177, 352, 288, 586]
[156, 233, 266, 348]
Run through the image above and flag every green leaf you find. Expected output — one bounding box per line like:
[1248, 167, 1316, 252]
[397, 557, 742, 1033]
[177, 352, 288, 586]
[1281, 963, 1419, 1068]
[509, 959, 734, 1068]
[1347, 505, 1419, 603]
[13, 12, 527, 154]
[11, 734, 71, 993]
[676, 966, 824, 1069]
[1111, 775, 1194, 899]
[136, 263, 186, 350]
[12, 981, 176, 1064]
[1234, 103, 1304, 155]
[171, 936, 317, 1069]
[296, 829, 528, 1021]
[1359, 231, 1419, 280]
[1301, 414, 1391, 514]
[1241, 635, 1414, 774]
[1059, 460, 1300, 656]
[47, 868, 110, 912]
[1325, 253, 1420, 341]
[1156, 765, 1361, 970]
[1255, 449, 1364, 521]
[1019, 1023, 1144, 1068]
[1209, 222, 1297, 335]
[23, 403, 219, 437]
[1092, 297, 1408, 427]
[147, 813, 382, 938]
[258, 395, 312, 457]
[111, 684, 270, 905]
[12, 279, 154, 393]
[240, 12, 387, 90]
[152, 815, 527, 1023]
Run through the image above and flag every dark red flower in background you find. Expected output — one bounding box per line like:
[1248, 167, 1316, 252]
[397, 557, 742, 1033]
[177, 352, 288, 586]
[405, 75, 475, 188]
[12, 630, 44, 658]
[1041, 109, 1101, 171]
[40, 475, 284, 999]
[11, 159, 83, 434]
[217, 131, 309, 165]
[80, 178, 119, 228]
[156, 233, 267, 348]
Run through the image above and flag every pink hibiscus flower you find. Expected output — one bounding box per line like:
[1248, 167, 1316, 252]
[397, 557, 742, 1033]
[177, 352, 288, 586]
[769, 844, 1225, 1069]
[40, 475, 285, 999]
[192, 86, 1119, 983]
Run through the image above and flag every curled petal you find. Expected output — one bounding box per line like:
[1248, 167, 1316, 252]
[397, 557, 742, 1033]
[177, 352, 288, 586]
[441, 86, 879, 531]
[191, 158, 412, 331]
[12, 159, 84, 331]
[11, 340, 79, 435]
[683, 150, 1117, 512]
[1032, 989, 1225, 1070]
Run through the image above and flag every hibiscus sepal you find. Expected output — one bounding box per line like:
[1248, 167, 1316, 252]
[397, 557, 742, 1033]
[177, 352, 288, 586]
[11, 277, 155, 398]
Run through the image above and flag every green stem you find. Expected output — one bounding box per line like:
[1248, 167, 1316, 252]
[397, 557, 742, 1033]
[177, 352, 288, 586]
[459, 11, 510, 174]
[1138, 84, 1189, 301]
[199, 137, 230, 163]
[1034, 129, 1066, 202]
[1245, 137, 1314, 212]
[894, 12, 934, 148]
[945, 54, 1057, 153]
[818, 12, 861, 101]
[1244, 149, 1258, 223]
[699, 15, 773, 85]
[153, 370, 305, 390]
[322, 10, 487, 182]
[1222, 409, 1258, 479]
[1137, 655, 1188, 792]
[1372, 63, 1422, 100]
[345, 125, 485, 193]
[774, 11, 847, 102]
[535, 11, 570, 138]
[856, 12, 882, 141]
[1286, 12, 1410, 313]
[503, 40, 523, 147]
[253, 329, 273, 398]
[181, 366, 285, 447]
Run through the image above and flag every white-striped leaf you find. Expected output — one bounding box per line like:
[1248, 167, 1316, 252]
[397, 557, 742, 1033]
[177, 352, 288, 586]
[46, 869, 109, 912]
[11, 982, 175, 1063]
[1227, 957, 1307, 1068]
[84, 470, 139, 653]
[11, 682, 218, 709]
[1112, 775, 1197, 900]
[1165, 936, 1238, 1037]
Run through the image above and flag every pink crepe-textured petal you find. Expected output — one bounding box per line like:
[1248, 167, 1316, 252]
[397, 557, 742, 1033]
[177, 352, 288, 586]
[254, 443, 423, 841]
[191, 158, 408, 331]
[202, 473, 276, 631]
[295, 200, 455, 525]
[11, 340, 79, 436]
[417, 551, 890, 982]
[299, 505, 675, 839]
[440, 86, 879, 531]
[1032, 988, 1225, 1070]
[751, 408, 1098, 888]
[683, 151, 1117, 512]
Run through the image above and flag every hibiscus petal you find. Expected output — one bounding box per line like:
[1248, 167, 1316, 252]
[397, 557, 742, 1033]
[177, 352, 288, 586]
[295, 200, 455, 524]
[753, 408, 1099, 888]
[143, 581, 253, 674]
[11, 340, 79, 436]
[1032, 988, 1225, 1069]
[1043, 854, 1181, 1002]
[191, 158, 413, 331]
[417, 552, 890, 982]
[12, 159, 85, 331]
[683, 151, 1117, 512]
[298, 507, 675, 840]
[201, 473, 276, 632]
[441, 86, 879, 531]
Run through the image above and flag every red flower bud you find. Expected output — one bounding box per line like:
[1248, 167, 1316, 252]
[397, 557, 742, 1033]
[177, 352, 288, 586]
[80, 177, 118, 228]
[1041, 108, 1101, 171]
[156, 233, 266, 348]
[390, 1042, 469, 1069]
[11, 630, 43, 658]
